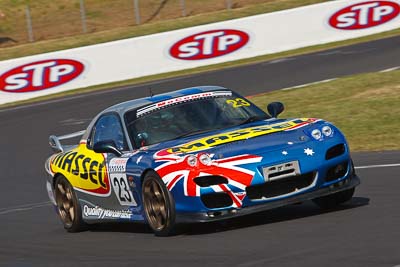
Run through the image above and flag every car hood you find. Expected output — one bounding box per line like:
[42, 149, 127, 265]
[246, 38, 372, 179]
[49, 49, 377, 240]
[146, 118, 323, 158]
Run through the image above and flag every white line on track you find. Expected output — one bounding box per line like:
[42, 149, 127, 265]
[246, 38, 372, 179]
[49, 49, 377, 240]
[355, 163, 400, 169]
[379, 66, 400, 72]
[281, 78, 337, 91]
[0, 163, 399, 216]
[263, 57, 296, 65]
[0, 201, 51, 215]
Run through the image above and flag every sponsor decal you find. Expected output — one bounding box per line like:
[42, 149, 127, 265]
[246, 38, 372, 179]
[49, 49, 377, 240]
[329, 1, 400, 30]
[169, 29, 249, 60]
[226, 98, 251, 108]
[137, 91, 232, 117]
[156, 118, 318, 156]
[83, 205, 132, 219]
[108, 158, 129, 173]
[155, 153, 262, 208]
[108, 158, 138, 206]
[0, 59, 84, 93]
[50, 144, 110, 196]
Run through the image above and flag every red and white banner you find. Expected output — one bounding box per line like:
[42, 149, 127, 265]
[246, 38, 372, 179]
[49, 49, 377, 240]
[0, 0, 399, 105]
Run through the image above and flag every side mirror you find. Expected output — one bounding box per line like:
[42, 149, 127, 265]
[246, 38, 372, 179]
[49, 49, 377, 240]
[267, 102, 284, 118]
[93, 140, 122, 157]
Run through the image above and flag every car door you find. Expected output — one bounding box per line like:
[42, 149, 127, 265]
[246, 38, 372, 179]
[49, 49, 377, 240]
[88, 113, 138, 209]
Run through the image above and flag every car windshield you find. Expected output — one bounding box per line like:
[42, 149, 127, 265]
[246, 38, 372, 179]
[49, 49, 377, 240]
[125, 91, 269, 147]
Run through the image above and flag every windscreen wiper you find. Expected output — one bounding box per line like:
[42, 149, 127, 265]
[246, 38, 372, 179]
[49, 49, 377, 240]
[174, 128, 215, 139]
[238, 116, 267, 126]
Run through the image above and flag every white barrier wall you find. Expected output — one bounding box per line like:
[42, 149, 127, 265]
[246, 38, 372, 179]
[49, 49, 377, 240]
[1, 0, 399, 105]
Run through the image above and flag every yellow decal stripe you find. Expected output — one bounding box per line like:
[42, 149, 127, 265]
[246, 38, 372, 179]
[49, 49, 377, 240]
[167, 118, 315, 154]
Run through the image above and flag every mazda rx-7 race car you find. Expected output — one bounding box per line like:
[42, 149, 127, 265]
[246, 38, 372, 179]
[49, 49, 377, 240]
[45, 86, 360, 236]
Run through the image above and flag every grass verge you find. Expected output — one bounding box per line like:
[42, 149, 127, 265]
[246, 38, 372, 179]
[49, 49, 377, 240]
[249, 70, 400, 152]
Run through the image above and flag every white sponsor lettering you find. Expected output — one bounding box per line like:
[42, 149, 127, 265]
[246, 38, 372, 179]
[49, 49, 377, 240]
[178, 31, 242, 58]
[4, 61, 76, 91]
[136, 91, 232, 117]
[336, 2, 396, 28]
[49, 64, 75, 82]
[177, 42, 198, 58]
[23, 61, 56, 87]
[83, 205, 132, 219]
[336, 12, 357, 28]
[194, 31, 225, 55]
[352, 3, 379, 25]
[4, 73, 29, 91]
[218, 34, 241, 51]
[373, 5, 394, 21]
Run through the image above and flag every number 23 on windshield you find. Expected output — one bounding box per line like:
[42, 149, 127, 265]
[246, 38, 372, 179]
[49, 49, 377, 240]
[226, 98, 251, 108]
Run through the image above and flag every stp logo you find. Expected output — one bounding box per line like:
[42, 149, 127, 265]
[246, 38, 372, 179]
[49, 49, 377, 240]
[0, 59, 84, 93]
[169, 29, 249, 60]
[329, 1, 400, 30]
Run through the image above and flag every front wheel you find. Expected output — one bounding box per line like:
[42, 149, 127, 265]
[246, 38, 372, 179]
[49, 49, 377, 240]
[54, 175, 87, 232]
[142, 171, 176, 236]
[313, 187, 355, 209]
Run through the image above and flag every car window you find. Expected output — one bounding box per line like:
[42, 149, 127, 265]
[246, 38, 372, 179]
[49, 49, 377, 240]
[90, 114, 128, 151]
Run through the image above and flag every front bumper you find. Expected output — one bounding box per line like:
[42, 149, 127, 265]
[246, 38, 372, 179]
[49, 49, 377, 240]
[176, 174, 360, 223]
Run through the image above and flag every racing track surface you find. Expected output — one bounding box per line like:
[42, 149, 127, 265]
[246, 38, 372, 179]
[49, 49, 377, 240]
[1, 35, 400, 267]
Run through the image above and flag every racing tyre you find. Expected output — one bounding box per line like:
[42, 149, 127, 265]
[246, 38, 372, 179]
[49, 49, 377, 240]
[142, 171, 176, 236]
[54, 175, 87, 232]
[313, 187, 355, 209]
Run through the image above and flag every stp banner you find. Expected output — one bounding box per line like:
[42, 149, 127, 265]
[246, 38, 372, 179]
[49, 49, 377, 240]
[1, 0, 399, 105]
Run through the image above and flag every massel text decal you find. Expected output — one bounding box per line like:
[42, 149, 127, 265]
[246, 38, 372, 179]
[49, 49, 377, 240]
[0, 59, 84, 93]
[169, 29, 249, 60]
[50, 145, 110, 196]
[156, 118, 318, 155]
[329, 1, 400, 30]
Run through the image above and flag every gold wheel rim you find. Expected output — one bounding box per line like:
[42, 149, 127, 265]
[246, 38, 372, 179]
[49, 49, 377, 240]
[55, 179, 75, 228]
[143, 179, 168, 230]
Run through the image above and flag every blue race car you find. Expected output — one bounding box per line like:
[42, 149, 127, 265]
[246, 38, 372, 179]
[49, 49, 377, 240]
[45, 86, 360, 236]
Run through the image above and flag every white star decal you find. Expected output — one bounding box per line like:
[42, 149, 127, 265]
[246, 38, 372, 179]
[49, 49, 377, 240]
[304, 148, 315, 156]
[282, 151, 288, 155]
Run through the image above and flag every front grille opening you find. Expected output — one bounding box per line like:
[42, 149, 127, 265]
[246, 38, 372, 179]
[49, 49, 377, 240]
[326, 143, 345, 160]
[246, 172, 315, 200]
[193, 176, 228, 187]
[269, 169, 295, 179]
[326, 161, 348, 182]
[201, 192, 233, 209]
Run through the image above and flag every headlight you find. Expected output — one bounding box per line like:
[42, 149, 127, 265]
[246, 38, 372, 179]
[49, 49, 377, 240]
[322, 125, 333, 137]
[199, 154, 212, 165]
[311, 129, 322, 140]
[187, 155, 197, 167]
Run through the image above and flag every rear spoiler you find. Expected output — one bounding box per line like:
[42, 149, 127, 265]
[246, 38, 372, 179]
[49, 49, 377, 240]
[49, 130, 86, 153]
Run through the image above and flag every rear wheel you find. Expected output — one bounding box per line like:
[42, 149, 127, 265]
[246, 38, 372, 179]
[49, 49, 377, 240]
[142, 172, 176, 236]
[54, 175, 86, 232]
[313, 187, 355, 209]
